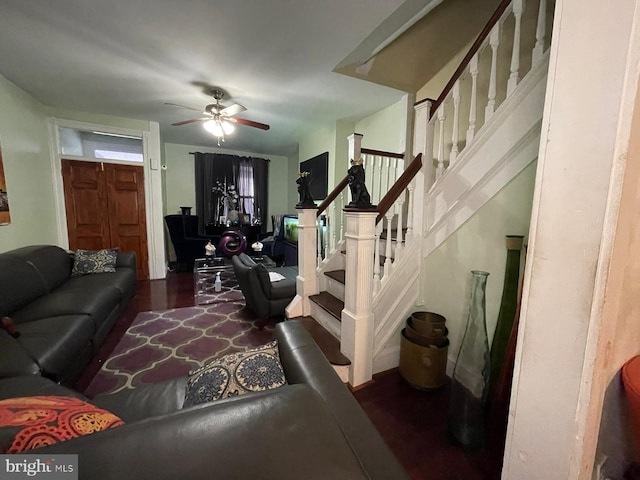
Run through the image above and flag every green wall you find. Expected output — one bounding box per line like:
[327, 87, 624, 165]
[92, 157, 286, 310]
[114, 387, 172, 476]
[0, 75, 58, 252]
[419, 161, 537, 361]
[162, 142, 294, 223]
[354, 99, 407, 154]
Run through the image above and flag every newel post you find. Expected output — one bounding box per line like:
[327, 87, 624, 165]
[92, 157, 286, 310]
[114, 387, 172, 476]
[285, 208, 319, 318]
[341, 209, 377, 387]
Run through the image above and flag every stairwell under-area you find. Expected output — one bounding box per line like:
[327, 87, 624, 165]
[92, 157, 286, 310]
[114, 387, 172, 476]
[286, 0, 554, 390]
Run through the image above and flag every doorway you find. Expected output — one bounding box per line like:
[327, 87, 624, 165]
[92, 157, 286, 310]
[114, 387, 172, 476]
[62, 159, 149, 280]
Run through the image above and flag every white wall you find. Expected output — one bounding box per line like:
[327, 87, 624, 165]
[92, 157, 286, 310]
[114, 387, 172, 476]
[162, 142, 292, 222]
[354, 98, 408, 155]
[0, 75, 58, 252]
[420, 161, 536, 365]
[504, 1, 640, 478]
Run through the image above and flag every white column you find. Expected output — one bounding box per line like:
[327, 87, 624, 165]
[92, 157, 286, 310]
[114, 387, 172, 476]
[467, 53, 479, 144]
[503, 1, 640, 478]
[532, 0, 547, 65]
[285, 208, 319, 318]
[341, 210, 377, 387]
[413, 99, 435, 188]
[450, 80, 461, 165]
[485, 24, 501, 122]
[507, 0, 525, 96]
[436, 104, 446, 179]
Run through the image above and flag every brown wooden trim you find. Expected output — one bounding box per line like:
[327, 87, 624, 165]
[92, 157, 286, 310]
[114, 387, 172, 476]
[430, 0, 512, 116]
[376, 154, 422, 224]
[317, 175, 349, 216]
[414, 97, 437, 107]
[360, 148, 404, 159]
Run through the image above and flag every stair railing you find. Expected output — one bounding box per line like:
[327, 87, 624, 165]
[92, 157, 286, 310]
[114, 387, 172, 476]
[423, 0, 551, 185]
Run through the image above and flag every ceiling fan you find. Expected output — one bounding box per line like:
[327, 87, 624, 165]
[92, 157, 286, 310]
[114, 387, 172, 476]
[167, 89, 270, 145]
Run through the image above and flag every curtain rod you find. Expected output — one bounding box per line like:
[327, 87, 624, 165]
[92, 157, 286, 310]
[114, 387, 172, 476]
[189, 152, 270, 161]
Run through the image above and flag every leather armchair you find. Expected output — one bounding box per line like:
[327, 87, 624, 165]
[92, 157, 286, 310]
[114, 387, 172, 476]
[231, 253, 297, 318]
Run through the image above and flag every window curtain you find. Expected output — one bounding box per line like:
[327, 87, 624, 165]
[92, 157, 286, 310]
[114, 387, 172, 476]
[251, 157, 269, 231]
[194, 153, 269, 234]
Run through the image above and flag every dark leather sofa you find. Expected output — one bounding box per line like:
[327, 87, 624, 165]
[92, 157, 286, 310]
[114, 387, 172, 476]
[0, 320, 409, 479]
[0, 245, 137, 385]
[231, 253, 297, 318]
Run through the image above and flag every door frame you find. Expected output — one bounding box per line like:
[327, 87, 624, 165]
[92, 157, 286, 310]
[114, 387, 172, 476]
[48, 118, 166, 279]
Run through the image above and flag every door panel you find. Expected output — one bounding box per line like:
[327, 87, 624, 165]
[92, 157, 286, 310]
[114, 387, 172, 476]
[62, 160, 149, 280]
[62, 160, 109, 250]
[105, 163, 149, 280]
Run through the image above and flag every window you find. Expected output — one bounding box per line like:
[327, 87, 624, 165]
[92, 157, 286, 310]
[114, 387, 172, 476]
[59, 128, 143, 163]
[237, 160, 255, 219]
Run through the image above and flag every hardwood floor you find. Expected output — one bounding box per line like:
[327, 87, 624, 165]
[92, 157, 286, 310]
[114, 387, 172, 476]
[78, 271, 494, 479]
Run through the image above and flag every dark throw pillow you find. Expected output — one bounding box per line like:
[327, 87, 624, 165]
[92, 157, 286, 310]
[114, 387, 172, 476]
[183, 340, 286, 408]
[72, 248, 119, 276]
[0, 396, 124, 453]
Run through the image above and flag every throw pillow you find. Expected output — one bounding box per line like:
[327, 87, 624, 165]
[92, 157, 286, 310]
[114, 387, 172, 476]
[0, 396, 124, 453]
[183, 340, 286, 408]
[72, 248, 119, 276]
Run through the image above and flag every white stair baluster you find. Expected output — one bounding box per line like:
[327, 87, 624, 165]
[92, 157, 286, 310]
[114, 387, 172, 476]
[450, 80, 461, 165]
[384, 212, 393, 277]
[532, 0, 547, 64]
[507, 0, 525, 96]
[406, 182, 415, 238]
[436, 104, 446, 179]
[485, 24, 501, 122]
[373, 223, 382, 294]
[395, 195, 405, 260]
[339, 192, 345, 242]
[316, 218, 322, 267]
[467, 53, 479, 145]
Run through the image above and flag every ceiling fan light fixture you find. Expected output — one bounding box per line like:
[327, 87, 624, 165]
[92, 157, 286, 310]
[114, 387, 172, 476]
[222, 120, 235, 135]
[203, 119, 224, 137]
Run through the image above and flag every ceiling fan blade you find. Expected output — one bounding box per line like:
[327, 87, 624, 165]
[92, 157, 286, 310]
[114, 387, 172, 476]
[220, 103, 247, 117]
[229, 117, 270, 131]
[172, 118, 207, 126]
[165, 102, 204, 113]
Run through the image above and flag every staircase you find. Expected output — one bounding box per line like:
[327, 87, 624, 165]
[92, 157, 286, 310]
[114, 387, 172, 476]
[287, 0, 554, 387]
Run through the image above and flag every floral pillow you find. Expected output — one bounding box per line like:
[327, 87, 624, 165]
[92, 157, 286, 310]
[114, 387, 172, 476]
[183, 340, 286, 408]
[72, 248, 119, 276]
[0, 396, 124, 453]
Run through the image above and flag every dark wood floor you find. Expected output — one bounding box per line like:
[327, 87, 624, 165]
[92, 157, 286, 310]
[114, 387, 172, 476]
[78, 271, 496, 480]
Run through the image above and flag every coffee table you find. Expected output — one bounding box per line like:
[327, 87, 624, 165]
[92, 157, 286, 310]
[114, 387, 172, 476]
[193, 257, 228, 305]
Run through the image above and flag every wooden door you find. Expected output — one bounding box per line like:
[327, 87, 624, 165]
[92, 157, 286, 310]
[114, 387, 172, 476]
[62, 160, 110, 250]
[62, 160, 149, 279]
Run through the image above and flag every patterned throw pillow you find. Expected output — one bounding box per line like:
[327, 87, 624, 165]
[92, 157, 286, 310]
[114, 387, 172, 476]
[0, 396, 124, 453]
[183, 340, 286, 408]
[72, 248, 119, 276]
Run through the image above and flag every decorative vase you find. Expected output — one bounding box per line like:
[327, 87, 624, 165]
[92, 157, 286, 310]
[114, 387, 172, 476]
[489, 235, 524, 397]
[448, 270, 490, 450]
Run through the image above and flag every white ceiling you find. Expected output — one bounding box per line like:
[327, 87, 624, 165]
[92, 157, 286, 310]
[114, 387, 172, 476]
[0, 0, 438, 157]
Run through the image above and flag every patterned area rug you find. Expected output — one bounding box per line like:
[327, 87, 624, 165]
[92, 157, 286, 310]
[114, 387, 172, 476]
[85, 268, 280, 397]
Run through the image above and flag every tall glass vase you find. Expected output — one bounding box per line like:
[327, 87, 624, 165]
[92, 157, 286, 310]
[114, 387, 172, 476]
[448, 270, 490, 450]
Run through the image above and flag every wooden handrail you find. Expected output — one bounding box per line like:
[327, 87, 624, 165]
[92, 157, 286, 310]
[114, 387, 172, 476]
[360, 148, 404, 159]
[376, 154, 422, 224]
[429, 0, 512, 116]
[316, 175, 349, 217]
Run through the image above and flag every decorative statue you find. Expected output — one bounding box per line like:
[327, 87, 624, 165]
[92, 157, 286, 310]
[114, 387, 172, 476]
[346, 158, 372, 208]
[296, 171, 316, 208]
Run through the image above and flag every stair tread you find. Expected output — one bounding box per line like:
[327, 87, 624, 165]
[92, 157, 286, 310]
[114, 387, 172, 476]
[325, 269, 345, 284]
[290, 316, 351, 366]
[309, 291, 344, 320]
